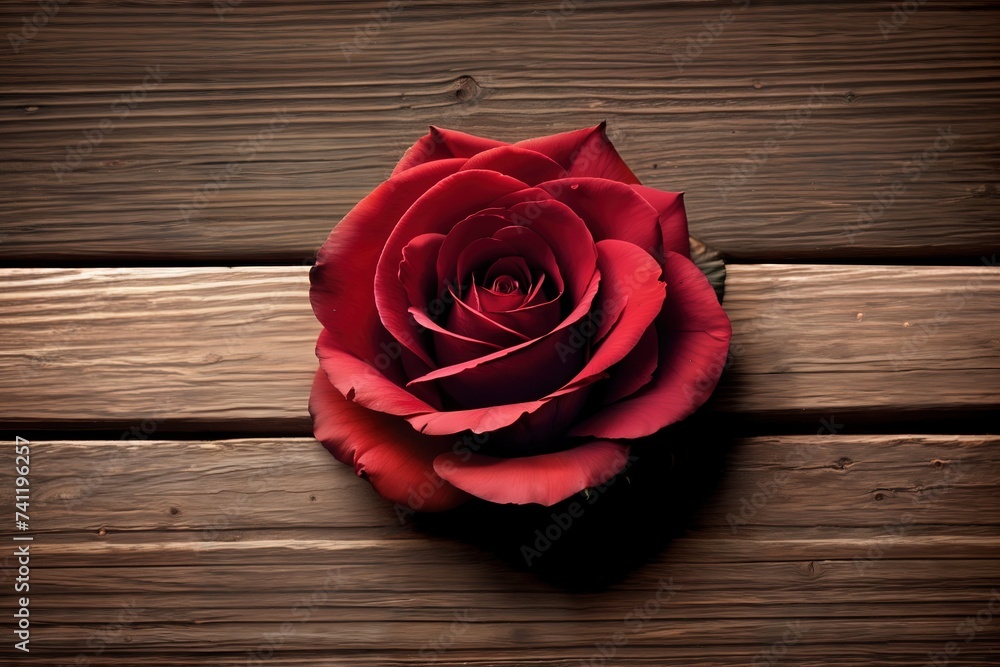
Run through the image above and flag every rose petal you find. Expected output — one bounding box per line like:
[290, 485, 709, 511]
[392, 126, 507, 175]
[399, 233, 446, 312]
[631, 185, 690, 259]
[374, 170, 529, 367]
[539, 177, 662, 255]
[316, 329, 438, 417]
[436, 210, 511, 290]
[506, 199, 598, 305]
[310, 368, 469, 511]
[555, 239, 666, 390]
[459, 145, 568, 184]
[601, 325, 659, 404]
[446, 287, 532, 348]
[570, 251, 732, 438]
[311, 159, 465, 362]
[405, 269, 601, 393]
[433, 440, 631, 506]
[515, 122, 639, 184]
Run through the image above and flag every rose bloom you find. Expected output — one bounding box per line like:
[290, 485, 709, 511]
[309, 124, 731, 511]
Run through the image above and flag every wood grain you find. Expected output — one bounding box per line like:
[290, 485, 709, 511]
[1, 263, 996, 433]
[1, 1, 997, 263]
[0, 435, 997, 663]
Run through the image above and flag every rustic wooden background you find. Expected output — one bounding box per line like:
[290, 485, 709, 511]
[1, 1, 998, 664]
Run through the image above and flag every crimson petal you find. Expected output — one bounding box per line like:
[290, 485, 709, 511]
[310, 368, 469, 511]
[631, 185, 690, 259]
[433, 441, 631, 506]
[514, 122, 639, 184]
[570, 251, 732, 438]
[375, 170, 529, 368]
[459, 145, 569, 184]
[539, 178, 662, 256]
[311, 159, 465, 362]
[556, 239, 666, 390]
[392, 126, 507, 176]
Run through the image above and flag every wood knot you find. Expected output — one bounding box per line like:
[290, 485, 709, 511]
[169, 507, 180, 516]
[454, 75, 482, 103]
[97, 527, 108, 537]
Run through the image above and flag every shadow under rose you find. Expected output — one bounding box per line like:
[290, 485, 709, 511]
[408, 414, 738, 591]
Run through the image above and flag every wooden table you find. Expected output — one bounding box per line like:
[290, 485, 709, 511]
[2, 1, 998, 664]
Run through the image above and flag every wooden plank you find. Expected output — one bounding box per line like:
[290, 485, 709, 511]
[0, 264, 996, 433]
[1, 437, 997, 663]
[5, 436, 998, 534]
[0, 1, 997, 262]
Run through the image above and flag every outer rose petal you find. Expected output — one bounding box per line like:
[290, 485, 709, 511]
[311, 158, 465, 360]
[555, 239, 666, 394]
[570, 251, 732, 439]
[392, 126, 507, 175]
[515, 122, 640, 184]
[316, 328, 436, 417]
[433, 441, 631, 506]
[539, 178, 661, 255]
[459, 145, 568, 184]
[309, 369, 469, 512]
[631, 185, 690, 259]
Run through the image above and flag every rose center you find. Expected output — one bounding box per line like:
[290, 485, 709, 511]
[490, 275, 520, 294]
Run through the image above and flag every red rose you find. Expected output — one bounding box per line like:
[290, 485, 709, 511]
[309, 124, 732, 511]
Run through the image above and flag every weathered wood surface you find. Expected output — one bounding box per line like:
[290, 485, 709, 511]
[1, 1, 998, 263]
[1, 264, 998, 434]
[0, 435, 997, 663]
[1, 0, 998, 664]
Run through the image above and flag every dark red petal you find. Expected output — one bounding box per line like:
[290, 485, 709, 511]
[311, 159, 465, 362]
[570, 251, 732, 439]
[459, 145, 568, 184]
[602, 325, 659, 404]
[392, 126, 507, 176]
[374, 170, 529, 368]
[406, 269, 601, 392]
[507, 199, 597, 304]
[316, 328, 437, 417]
[433, 441, 631, 506]
[515, 122, 639, 184]
[436, 210, 511, 288]
[406, 397, 551, 436]
[631, 185, 690, 259]
[408, 306, 503, 368]
[399, 233, 445, 312]
[556, 239, 666, 391]
[310, 368, 469, 511]
[492, 225, 565, 297]
[539, 177, 661, 255]
[446, 289, 531, 349]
